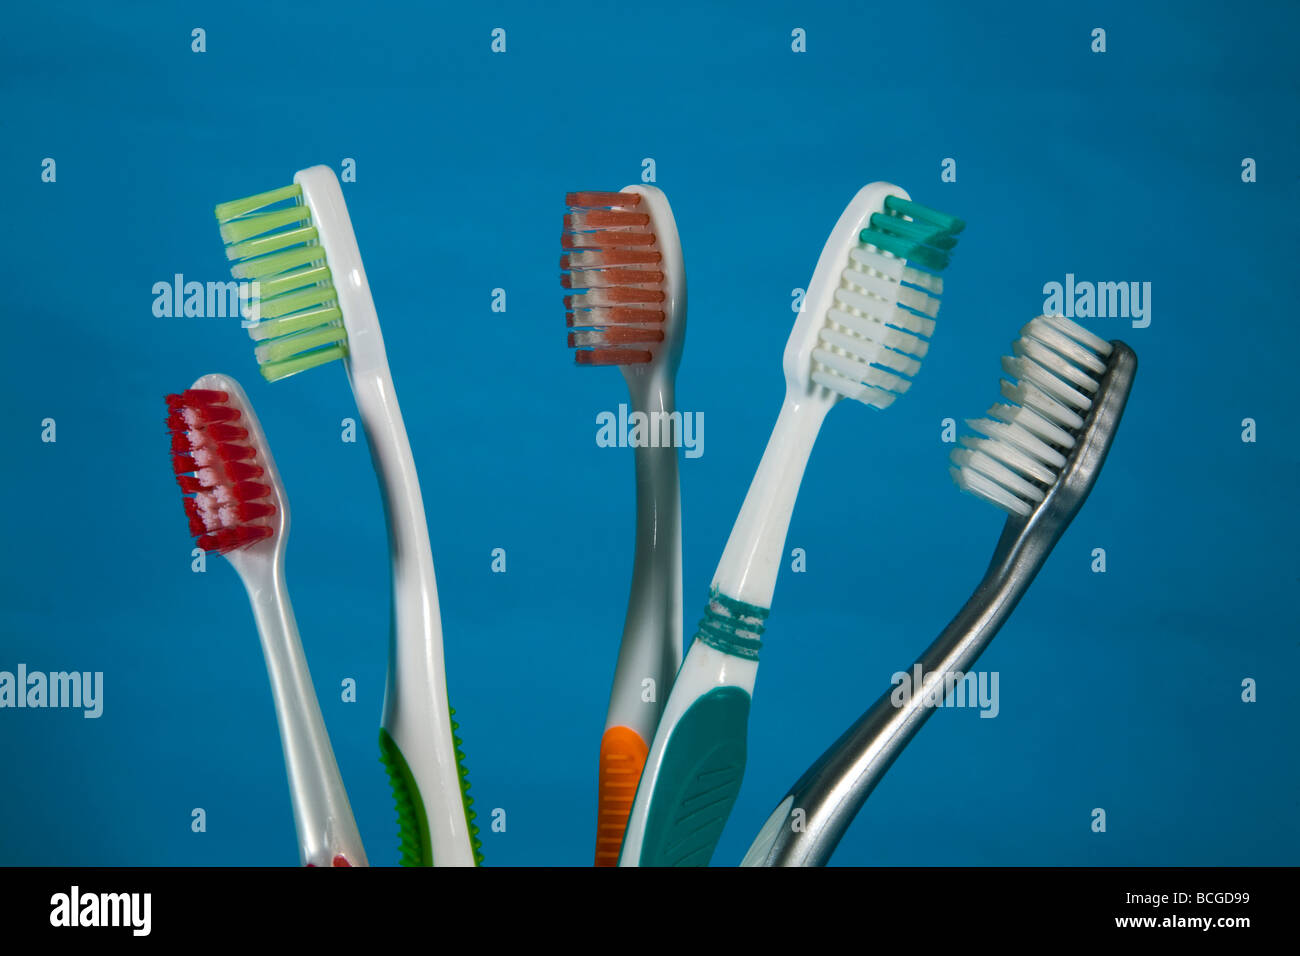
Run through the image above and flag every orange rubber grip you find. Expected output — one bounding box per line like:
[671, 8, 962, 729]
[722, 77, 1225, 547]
[594, 726, 650, 866]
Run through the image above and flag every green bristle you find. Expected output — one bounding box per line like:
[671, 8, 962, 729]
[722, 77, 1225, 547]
[884, 195, 966, 234]
[257, 264, 331, 300]
[255, 326, 348, 365]
[231, 244, 326, 281]
[246, 305, 344, 341]
[859, 197, 965, 274]
[219, 205, 312, 244]
[224, 224, 319, 262]
[216, 182, 348, 381]
[259, 344, 348, 383]
[214, 183, 302, 223]
[256, 284, 337, 320]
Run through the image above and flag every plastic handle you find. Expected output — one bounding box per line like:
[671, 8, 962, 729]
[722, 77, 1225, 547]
[631, 682, 752, 867]
[378, 703, 481, 867]
[241, 569, 366, 868]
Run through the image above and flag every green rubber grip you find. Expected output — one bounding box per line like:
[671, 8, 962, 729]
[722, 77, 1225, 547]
[378, 702, 483, 867]
[635, 685, 752, 866]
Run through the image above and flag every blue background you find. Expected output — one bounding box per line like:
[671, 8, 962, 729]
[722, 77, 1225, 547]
[0, 0, 1295, 866]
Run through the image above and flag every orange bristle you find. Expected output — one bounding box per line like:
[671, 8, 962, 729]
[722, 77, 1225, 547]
[566, 308, 667, 327]
[566, 191, 642, 209]
[563, 188, 665, 365]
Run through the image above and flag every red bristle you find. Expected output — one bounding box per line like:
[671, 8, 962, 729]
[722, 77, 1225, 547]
[231, 480, 271, 501]
[166, 410, 190, 431]
[170, 432, 193, 453]
[564, 210, 651, 229]
[172, 453, 196, 475]
[196, 404, 241, 424]
[224, 460, 265, 482]
[182, 389, 229, 405]
[236, 501, 276, 521]
[176, 475, 203, 493]
[215, 442, 257, 462]
[565, 191, 641, 208]
[575, 349, 654, 366]
[198, 525, 273, 554]
[205, 422, 249, 442]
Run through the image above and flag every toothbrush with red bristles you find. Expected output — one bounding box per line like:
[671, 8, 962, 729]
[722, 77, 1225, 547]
[167, 373, 366, 867]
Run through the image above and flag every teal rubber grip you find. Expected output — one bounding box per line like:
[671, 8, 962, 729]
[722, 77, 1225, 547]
[635, 685, 753, 866]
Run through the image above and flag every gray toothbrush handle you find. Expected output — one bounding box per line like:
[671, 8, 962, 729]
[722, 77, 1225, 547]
[743, 342, 1137, 867]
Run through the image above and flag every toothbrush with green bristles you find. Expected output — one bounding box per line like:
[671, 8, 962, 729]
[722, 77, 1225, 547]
[214, 165, 482, 866]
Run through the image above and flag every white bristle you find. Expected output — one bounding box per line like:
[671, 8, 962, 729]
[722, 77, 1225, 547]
[812, 243, 943, 406]
[951, 316, 1112, 515]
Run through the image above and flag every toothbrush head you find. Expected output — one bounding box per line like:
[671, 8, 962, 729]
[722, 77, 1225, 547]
[562, 186, 686, 371]
[166, 374, 286, 553]
[788, 183, 965, 408]
[951, 316, 1137, 517]
[215, 170, 352, 383]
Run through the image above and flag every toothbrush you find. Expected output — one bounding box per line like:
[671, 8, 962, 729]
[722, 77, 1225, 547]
[562, 187, 687, 866]
[618, 183, 965, 866]
[214, 167, 481, 866]
[166, 374, 366, 867]
[741, 316, 1137, 867]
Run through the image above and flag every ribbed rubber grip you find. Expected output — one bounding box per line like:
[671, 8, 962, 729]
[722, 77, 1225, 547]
[594, 726, 650, 866]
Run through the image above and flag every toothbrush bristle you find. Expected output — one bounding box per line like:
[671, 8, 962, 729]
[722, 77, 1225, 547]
[810, 194, 962, 408]
[562, 190, 665, 366]
[214, 183, 348, 383]
[165, 389, 275, 553]
[951, 316, 1114, 516]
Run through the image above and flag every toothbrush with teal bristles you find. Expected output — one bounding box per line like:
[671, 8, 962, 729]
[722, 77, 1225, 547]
[618, 184, 964, 866]
[214, 166, 481, 866]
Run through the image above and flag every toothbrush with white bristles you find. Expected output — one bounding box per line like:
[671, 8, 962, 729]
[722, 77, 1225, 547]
[618, 183, 965, 866]
[742, 316, 1137, 866]
[166, 374, 365, 867]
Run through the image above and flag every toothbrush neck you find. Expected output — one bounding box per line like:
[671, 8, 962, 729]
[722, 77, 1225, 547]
[712, 393, 828, 609]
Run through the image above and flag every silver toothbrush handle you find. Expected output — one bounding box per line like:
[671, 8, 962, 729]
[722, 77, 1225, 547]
[744, 342, 1137, 867]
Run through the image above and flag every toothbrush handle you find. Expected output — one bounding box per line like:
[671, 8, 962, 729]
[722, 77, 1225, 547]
[596, 383, 684, 866]
[743, 520, 1051, 867]
[353, 369, 479, 867]
[243, 570, 366, 867]
[619, 595, 766, 866]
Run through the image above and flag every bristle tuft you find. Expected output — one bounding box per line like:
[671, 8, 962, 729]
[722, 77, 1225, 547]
[562, 189, 665, 365]
[215, 185, 347, 382]
[951, 316, 1112, 515]
[166, 390, 276, 554]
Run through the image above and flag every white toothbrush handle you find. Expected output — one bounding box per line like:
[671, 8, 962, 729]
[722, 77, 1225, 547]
[619, 395, 827, 865]
[238, 560, 366, 867]
[354, 369, 477, 867]
[713, 394, 827, 606]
